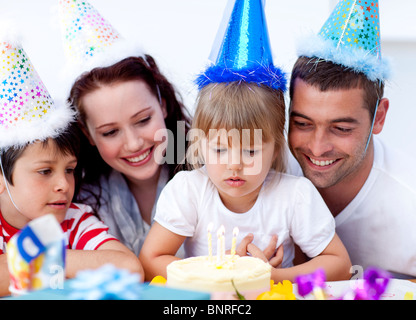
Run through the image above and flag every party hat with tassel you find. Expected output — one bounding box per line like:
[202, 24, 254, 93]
[297, 0, 389, 81]
[196, 0, 286, 91]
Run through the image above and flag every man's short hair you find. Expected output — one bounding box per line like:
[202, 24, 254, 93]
[290, 56, 384, 120]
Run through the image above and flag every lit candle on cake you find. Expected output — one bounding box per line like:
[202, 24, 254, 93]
[230, 227, 239, 257]
[216, 225, 225, 267]
[207, 222, 213, 262]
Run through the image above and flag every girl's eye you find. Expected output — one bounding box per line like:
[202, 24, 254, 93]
[244, 149, 258, 156]
[66, 168, 76, 174]
[214, 148, 227, 154]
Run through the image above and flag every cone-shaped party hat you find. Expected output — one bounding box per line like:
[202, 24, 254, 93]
[196, 0, 286, 91]
[58, 0, 143, 74]
[0, 39, 75, 150]
[298, 0, 389, 81]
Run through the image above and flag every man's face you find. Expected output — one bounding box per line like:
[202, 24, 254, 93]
[288, 78, 373, 190]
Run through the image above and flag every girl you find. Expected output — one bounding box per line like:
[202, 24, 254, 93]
[139, 82, 351, 282]
[69, 55, 191, 256]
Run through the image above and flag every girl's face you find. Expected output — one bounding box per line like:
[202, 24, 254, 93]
[81, 80, 168, 185]
[0, 140, 77, 229]
[202, 130, 277, 213]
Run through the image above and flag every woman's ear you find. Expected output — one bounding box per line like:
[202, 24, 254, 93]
[372, 98, 389, 135]
[79, 121, 96, 146]
[161, 98, 168, 119]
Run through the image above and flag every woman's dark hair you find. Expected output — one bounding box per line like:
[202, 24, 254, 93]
[68, 54, 192, 207]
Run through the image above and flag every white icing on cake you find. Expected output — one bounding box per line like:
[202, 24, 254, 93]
[167, 255, 271, 293]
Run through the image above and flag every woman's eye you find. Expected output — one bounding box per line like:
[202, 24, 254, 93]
[138, 116, 151, 124]
[134, 116, 151, 126]
[102, 129, 117, 137]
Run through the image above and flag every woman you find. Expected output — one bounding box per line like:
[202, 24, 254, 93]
[68, 54, 191, 256]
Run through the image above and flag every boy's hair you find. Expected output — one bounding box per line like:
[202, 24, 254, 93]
[0, 122, 81, 186]
[188, 82, 286, 172]
[289, 56, 385, 120]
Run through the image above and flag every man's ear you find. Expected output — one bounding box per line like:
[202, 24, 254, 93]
[372, 98, 389, 135]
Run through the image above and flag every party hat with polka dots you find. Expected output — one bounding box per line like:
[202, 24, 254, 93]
[58, 0, 143, 74]
[0, 39, 75, 150]
[297, 0, 389, 81]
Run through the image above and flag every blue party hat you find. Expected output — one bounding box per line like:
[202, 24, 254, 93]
[196, 0, 286, 91]
[298, 0, 389, 81]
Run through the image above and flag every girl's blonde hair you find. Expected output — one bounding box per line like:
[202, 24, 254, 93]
[187, 82, 286, 172]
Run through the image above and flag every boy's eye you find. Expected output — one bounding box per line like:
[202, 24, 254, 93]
[38, 169, 51, 175]
[66, 168, 76, 174]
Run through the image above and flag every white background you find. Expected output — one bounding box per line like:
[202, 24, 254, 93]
[1, 0, 416, 157]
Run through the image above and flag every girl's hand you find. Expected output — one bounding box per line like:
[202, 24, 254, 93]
[236, 233, 284, 268]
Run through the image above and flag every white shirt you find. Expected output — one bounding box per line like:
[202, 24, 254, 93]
[154, 168, 335, 268]
[288, 137, 416, 278]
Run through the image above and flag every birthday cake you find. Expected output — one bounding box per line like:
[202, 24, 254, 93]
[166, 255, 271, 299]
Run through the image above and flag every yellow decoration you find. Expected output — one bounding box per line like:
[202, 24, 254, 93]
[404, 292, 414, 300]
[257, 280, 296, 300]
[150, 275, 167, 286]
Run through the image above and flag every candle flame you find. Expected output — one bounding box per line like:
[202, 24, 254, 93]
[207, 222, 213, 232]
[217, 225, 225, 237]
[233, 227, 239, 237]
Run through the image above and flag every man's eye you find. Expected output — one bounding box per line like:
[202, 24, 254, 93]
[334, 127, 353, 134]
[293, 120, 311, 128]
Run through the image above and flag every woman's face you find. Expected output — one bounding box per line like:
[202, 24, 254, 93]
[81, 80, 168, 184]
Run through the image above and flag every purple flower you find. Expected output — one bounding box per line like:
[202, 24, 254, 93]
[295, 269, 326, 297]
[353, 267, 390, 300]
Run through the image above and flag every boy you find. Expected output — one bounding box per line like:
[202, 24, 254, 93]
[0, 39, 143, 296]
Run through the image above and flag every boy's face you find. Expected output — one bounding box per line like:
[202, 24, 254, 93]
[0, 139, 77, 229]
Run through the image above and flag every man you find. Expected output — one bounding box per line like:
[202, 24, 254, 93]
[288, 0, 416, 279]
